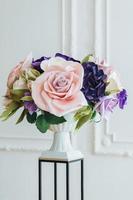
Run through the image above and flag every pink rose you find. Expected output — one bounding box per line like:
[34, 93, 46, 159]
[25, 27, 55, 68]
[7, 64, 21, 88]
[7, 53, 32, 88]
[32, 57, 87, 116]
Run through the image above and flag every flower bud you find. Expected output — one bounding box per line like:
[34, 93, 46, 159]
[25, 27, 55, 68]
[13, 77, 28, 90]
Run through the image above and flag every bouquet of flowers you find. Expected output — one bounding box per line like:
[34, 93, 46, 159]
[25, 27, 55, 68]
[0, 53, 127, 133]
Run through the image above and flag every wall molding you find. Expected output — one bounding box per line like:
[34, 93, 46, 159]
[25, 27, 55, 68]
[94, 120, 133, 158]
[61, 0, 72, 55]
[0, 136, 52, 152]
[94, 0, 133, 157]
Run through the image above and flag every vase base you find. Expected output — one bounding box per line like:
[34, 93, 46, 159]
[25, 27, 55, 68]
[40, 150, 84, 161]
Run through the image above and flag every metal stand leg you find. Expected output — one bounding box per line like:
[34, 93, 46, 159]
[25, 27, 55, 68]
[39, 160, 41, 200]
[81, 159, 84, 200]
[54, 162, 57, 200]
[66, 162, 69, 200]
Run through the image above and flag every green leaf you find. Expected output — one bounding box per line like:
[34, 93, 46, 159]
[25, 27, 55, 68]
[20, 72, 27, 81]
[105, 91, 110, 96]
[0, 102, 20, 121]
[10, 89, 26, 97]
[81, 54, 94, 64]
[44, 112, 66, 124]
[74, 106, 92, 121]
[36, 115, 49, 133]
[76, 115, 91, 129]
[11, 95, 22, 102]
[21, 96, 33, 101]
[25, 68, 41, 81]
[3, 107, 19, 121]
[10, 89, 28, 102]
[26, 112, 37, 124]
[74, 105, 95, 129]
[16, 109, 27, 124]
[91, 111, 96, 120]
[105, 89, 120, 95]
[30, 68, 40, 78]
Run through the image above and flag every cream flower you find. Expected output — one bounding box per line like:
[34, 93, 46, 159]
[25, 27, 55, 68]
[106, 71, 123, 94]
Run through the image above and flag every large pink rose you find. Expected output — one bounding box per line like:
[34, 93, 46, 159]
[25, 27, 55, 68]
[31, 57, 87, 116]
[7, 53, 32, 88]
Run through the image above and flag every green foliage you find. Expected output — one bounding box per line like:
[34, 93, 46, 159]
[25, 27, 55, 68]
[75, 115, 92, 129]
[16, 109, 27, 124]
[21, 96, 33, 101]
[44, 112, 66, 124]
[74, 105, 96, 129]
[23, 68, 40, 81]
[10, 89, 26, 97]
[105, 89, 120, 96]
[36, 115, 49, 133]
[33, 112, 66, 133]
[105, 91, 110, 96]
[91, 110, 96, 120]
[0, 102, 21, 121]
[74, 106, 92, 120]
[29, 68, 40, 79]
[81, 54, 94, 64]
[26, 112, 37, 124]
[10, 89, 27, 102]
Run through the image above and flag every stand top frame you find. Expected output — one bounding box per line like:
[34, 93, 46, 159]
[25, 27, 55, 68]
[39, 158, 84, 163]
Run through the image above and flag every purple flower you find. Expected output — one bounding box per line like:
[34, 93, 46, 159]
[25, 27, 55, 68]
[32, 56, 50, 73]
[24, 101, 37, 114]
[81, 62, 107, 104]
[23, 92, 37, 114]
[117, 89, 127, 109]
[95, 96, 118, 119]
[55, 53, 80, 63]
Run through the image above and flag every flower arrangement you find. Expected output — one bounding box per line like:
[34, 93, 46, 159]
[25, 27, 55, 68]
[0, 53, 127, 133]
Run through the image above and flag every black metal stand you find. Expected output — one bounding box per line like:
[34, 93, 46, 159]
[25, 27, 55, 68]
[39, 158, 84, 200]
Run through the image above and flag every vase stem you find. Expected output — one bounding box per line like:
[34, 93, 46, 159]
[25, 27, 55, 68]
[50, 131, 74, 152]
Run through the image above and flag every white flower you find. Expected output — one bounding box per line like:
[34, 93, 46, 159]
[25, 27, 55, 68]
[106, 71, 123, 94]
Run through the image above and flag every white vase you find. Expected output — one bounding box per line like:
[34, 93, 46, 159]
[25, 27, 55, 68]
[41, 113, 83, 161]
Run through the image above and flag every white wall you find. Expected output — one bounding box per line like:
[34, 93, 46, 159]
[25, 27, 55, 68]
[0, 0, 133, 200]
